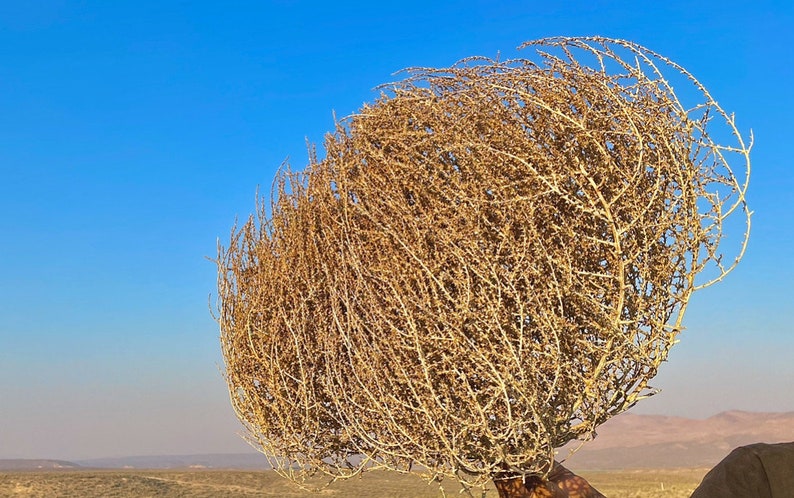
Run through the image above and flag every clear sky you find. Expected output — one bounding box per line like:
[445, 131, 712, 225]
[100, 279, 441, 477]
[1, 0, 792, 461]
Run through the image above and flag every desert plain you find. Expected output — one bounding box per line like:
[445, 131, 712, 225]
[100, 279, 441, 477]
[2, 411, 791, 498]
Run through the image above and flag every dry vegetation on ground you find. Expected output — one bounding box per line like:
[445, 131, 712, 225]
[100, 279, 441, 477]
[0, 468, 706, 497]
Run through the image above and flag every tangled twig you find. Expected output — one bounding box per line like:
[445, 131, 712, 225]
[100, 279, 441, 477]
[217, 37, 750, 492]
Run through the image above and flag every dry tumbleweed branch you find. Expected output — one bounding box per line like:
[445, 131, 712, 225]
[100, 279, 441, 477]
[216, 37, 751, 495]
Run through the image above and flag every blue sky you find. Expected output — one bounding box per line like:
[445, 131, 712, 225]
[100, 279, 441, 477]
[1, 1, 792, 460]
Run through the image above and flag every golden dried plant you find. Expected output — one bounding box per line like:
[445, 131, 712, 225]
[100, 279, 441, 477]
[216, 37, 750, 495]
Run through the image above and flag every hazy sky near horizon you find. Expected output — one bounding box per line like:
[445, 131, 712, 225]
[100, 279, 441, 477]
[1, 1, 792, 461]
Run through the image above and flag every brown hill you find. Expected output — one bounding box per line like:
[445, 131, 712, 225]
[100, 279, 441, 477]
[561, 411, 794, 470]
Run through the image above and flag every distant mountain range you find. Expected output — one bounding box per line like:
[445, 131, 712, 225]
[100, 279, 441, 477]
[0, 460, 82, 471]
[75, 453, 271, 470]
[0, 453, 270, 471]
[3, 411, 791, 471]
[561, 410, 794, 470]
